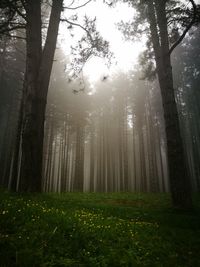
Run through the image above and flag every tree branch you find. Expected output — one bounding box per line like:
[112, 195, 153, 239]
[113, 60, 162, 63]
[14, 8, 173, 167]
[3, 33, 26, 40]
[0, 25, 25, 35]
[8, 1, 27, 21]
[169, 0, 197, 55]
[66, 0, 75, 8]
[15, 7, 26, 21]
[60, 18, 93, 42]
[63, 0, 93, 10]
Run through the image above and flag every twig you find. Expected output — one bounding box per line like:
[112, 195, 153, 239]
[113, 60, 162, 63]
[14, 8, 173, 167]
[60, 18, 93, 42]
[63, 0, 93, 10]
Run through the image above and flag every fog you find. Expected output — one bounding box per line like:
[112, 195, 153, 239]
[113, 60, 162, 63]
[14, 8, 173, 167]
[0, 0, 199, 201]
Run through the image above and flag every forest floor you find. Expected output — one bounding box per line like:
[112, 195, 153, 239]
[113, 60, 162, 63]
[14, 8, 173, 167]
[0, 190, 200, 267]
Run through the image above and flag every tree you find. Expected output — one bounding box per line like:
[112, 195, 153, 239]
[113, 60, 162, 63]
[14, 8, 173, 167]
[16, 0, 63, 191]
[172, 26, 200, 191]
[0, 0, 110, 192]
[146, 0, 198, 209]
[118, 0, 199, 209]
[0, 34, 25, 189]
[0, 0, 64, 191]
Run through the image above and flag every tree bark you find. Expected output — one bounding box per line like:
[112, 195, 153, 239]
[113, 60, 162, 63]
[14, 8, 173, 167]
[18, 0, 63, 192]
[147, 0, 192, 209]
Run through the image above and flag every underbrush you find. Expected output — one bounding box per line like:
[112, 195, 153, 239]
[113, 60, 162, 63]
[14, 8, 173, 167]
[0, 191, 200, 266]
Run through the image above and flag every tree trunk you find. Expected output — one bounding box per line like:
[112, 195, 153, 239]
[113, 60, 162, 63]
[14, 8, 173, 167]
[73, 124, 85, 191]
[147, 0, 192, 209]
[18, 0, 63, 192]
[89, 126, 95, 191]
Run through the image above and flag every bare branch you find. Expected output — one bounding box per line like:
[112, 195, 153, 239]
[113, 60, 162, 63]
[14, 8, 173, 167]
[66, 0, 75, 8]
[0, 25, 25, 35]
[0, 1, 26, 36]
[3, 33, 26, 40]
[169, 0, 197, 55]
[15, 7, 26, 21]
[63, 0, 93, 10]
[60, 18, 93, 41]
[20, 0, 27, 10]
[8, 1, 27, 21]
[0, 9, 16, 33]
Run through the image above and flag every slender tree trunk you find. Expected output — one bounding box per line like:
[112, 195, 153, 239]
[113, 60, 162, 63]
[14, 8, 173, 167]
[65, 125, 70, 191]
[123, 105, 129, 191]
[89, 126, 95, 191]
[73, 124, 84, 191]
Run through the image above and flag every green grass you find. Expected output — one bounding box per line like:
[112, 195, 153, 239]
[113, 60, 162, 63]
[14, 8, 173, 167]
[0, 191, 200, 267]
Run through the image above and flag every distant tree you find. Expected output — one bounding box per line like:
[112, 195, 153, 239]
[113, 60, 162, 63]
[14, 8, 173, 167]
[43, 54, 168, 194]
[0, 35, 25, 189]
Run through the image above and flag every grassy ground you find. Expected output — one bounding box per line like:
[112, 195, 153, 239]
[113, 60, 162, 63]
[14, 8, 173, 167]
[0, 191, 200, 267]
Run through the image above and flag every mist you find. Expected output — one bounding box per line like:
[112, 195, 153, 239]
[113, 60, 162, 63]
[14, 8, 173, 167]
[1, 1, 200, 266]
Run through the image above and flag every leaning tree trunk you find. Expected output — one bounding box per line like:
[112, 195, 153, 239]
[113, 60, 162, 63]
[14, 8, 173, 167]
[147, 0, 192, 209]
[18, 0, 63, 192]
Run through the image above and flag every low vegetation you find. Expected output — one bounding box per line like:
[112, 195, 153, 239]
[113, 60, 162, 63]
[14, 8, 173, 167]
[0, 190, 200, 266]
